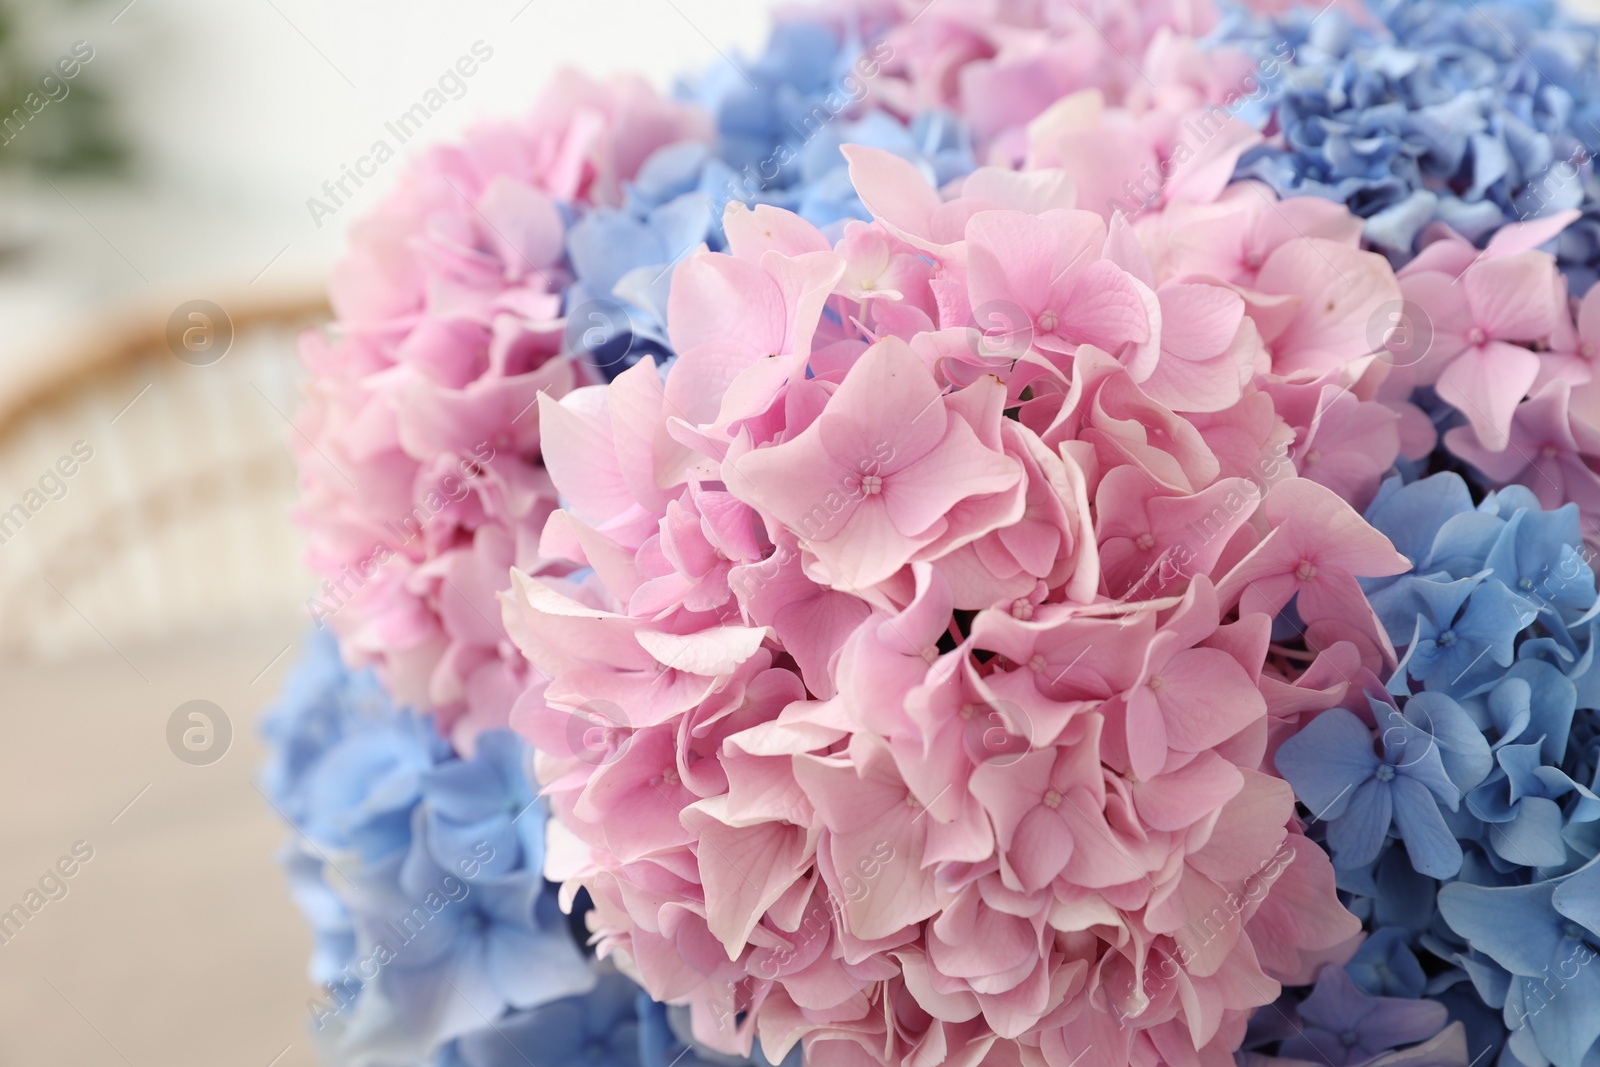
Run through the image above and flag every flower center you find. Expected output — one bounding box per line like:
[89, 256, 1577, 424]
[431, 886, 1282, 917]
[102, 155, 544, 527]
[1468, 326, 1487, 346]
[861, 474, 883, 495]
[1565, 922, 1587, 941]
[1542, 444, 1561, 459]
[1011, 598, 1035, 620]
[1296, 559, 1317, 582]
[1244, 251, 1262, 270]
[661, 768, 680, 785]
[1029, 654, 1048, 673]
[1303, 449, 1320, 466]
[920, 645, 940, 664]
[1520, 577, 1535, 590]
[959, 703, 978, 720]
[1584, 341, 1596, 358]
[1148, 675, 1165, 692]
[1341, 1031, 1360, 1048]
[1375, 764, 1396, 782]
[1042, 788, 1063, 809]
[1038, 310, 1059, 332]
[1437, 629, 1457, 647]
[1135, 533, 1156, 551]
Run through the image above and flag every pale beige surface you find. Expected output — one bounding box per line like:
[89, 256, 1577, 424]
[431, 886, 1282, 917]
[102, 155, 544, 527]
[0, 614, 324, 1067]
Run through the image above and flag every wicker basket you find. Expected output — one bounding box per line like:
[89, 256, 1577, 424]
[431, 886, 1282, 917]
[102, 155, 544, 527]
[0, 288, 328, 659]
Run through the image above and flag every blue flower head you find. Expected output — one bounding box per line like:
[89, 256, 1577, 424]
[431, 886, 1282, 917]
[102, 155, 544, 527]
[267, 630, 789, 1067]
[1439, 858, 1600, 1067]
[1219, 0, 1600, 282]
[415, 729, 547, 883]
[1280, 964, 1453, 1066]
[1270, 469, 1600, 1067]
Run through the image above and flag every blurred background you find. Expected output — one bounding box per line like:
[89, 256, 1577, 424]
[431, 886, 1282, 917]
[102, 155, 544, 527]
[0, 1, 782, 1063]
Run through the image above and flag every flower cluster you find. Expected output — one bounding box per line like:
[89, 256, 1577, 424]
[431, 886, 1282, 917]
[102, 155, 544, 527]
[874, 0, 1259, 161]
[504, 132, 1422, 1067]
[263, 632, 795, 1067]
[276, 3, 1600, 1067]
[1219, 0, 1600, 280]
[1372, 216, 1600, 540]
[1269, 473, 1600, 1067]
[295, 70, 711, 749]
[293, 0, 1290, 756]
[294, 6, 993, 751]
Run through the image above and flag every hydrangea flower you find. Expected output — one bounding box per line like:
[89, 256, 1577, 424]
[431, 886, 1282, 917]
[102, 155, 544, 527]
[1218, 0, 1600, 279]
[294, 0, 1324, 757]
[275, 5, 1600, 1067]
[1264, 473, 1600, 1067]
[509, 117, 1418, 1064]
[294, 10, 985, 750]
[263, 632, 777, 1067]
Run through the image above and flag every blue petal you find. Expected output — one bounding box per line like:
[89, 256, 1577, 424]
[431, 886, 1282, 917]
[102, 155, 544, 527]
[1332, 777, 1397, 869]
[1438, 879, 1566, 978]
[1391, 774, 1464, 877]
[1487, 795, 1569, 868]
[1277, 707, 1381, 819]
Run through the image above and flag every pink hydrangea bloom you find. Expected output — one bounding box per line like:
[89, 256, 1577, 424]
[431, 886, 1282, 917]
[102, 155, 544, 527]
[1394, 214, 1600, 543]
[507, 132, 1409, 1067]
[872, 0, 1269, 161]
[295, 1, 1299, 759]
[296, 72, 711, 748]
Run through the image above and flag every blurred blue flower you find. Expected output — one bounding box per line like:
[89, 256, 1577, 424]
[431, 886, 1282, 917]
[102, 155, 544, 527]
[260, 629, 413, 825]
[442, 968, 641, 1066]
[266, 631, 784, 1067]
[1218, 0, 1600, 283]
[331, 845, 594, 1064]
[280, 845, 357, 986]
[415, 730, 546, 883]
[297, 708, 448, 865]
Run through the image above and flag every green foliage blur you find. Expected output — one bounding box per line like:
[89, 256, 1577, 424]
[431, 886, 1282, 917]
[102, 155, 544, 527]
[0, 0, 126, 176]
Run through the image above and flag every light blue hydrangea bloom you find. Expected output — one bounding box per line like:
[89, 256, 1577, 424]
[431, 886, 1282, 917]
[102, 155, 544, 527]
[264, 631, 785, 1067]
[1216, 0, 1600, 286]
[1265, 473, 1600, 1067]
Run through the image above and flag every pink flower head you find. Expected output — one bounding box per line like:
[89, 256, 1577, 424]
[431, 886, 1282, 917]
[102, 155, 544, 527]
[505, 132, 1405, 1067]
[1445, 380, 1600, 517]
[296, 73, 710, 749]
[1401, 250, 1558, 450]
[732, 336, 1023, 589]
[1408, 215, 1600, 536]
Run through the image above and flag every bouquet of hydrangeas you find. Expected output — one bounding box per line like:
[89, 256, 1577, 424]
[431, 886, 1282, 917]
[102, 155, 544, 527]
[266, 1, 1600, 1065]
